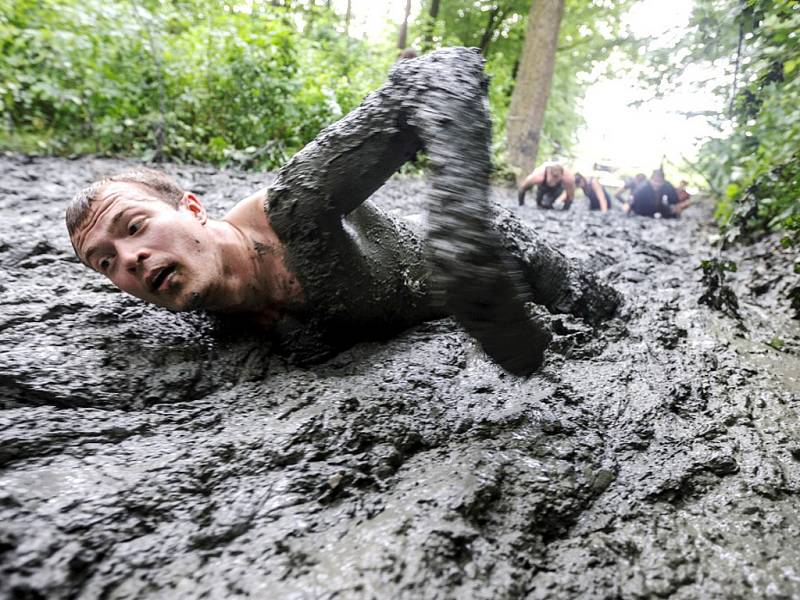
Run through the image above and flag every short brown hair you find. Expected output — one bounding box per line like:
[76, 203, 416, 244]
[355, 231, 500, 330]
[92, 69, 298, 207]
[66, 168, 184, 237]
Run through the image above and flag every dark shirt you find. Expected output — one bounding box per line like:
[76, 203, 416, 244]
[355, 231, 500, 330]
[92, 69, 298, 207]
[631, 181, 679, 217]
[661, 181, 679, 205]
[536, 179, 564, 209]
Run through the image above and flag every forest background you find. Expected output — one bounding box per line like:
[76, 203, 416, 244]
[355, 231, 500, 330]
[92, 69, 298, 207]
[0, 0, 798, 245]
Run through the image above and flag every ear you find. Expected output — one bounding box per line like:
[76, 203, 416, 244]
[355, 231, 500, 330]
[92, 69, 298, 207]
[179, 192, 207, 224]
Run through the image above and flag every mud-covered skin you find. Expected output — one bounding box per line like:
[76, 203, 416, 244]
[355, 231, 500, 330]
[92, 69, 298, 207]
[268, 48, 565, 375]
[266, 201, 441, 363]
[2, 154, 800, 599]
[492, 207, 619, 323]
[267, 197, 619, 364]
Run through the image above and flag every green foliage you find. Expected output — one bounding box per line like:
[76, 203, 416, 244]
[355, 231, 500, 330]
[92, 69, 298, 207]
[645, 0, 800, 243]
[766, 335, 785, 350]
[0, 0, 636, 176]
[412, 0, 636, 165]
[0, 0, 393, 168]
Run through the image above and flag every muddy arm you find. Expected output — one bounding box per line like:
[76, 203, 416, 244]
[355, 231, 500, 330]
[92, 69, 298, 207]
[266, 48, 552, 375]
[492, 207, 620, 323]
[266, 96, 422, 229]
[266, 49, 491, 222]
[517, 170, 542, 205]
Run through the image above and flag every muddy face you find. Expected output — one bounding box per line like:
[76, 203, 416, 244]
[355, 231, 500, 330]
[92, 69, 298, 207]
[71, 181, 219, 311]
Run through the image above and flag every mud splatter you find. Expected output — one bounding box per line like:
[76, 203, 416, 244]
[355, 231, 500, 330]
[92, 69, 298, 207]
[1, 153, 799, 599]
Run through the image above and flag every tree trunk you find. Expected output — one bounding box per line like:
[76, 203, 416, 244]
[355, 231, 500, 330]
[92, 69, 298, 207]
[344, 0, 352, 35]
[397, 0, 412, 50]
[422, 0, 441, 51]
[506, 0, 565, 184]
[267, 48, 618, 374]
[478, 7, 501, 54]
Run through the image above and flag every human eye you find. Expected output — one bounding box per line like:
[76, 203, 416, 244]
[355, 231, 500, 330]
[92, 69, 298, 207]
[127, 218, 144, 235]
[98, 256, 112, 272]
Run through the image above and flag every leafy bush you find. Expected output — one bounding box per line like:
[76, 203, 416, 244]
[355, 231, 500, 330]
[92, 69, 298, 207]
[649, 0, 800, 243]
[0, 0, 393, 169]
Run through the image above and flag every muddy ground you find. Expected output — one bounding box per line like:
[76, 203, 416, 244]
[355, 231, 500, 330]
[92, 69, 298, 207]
[1, 153, 799, 599]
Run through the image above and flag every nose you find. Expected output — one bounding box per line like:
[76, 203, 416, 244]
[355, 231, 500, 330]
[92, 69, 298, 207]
[118, 243, 149, 274]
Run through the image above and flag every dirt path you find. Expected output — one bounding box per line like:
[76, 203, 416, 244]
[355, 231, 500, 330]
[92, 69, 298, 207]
[1, 154, 798, 599]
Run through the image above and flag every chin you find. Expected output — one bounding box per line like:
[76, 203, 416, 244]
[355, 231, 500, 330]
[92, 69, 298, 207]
[167, 289, 205, 312]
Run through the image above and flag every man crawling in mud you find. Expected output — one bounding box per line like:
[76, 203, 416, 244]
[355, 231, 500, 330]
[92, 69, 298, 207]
[66, 48, 619, 375]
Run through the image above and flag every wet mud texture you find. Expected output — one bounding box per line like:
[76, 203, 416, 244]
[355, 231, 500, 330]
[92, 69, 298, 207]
[2, 153, 800, 599]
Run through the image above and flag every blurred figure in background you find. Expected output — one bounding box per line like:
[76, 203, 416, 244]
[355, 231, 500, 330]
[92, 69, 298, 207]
[615, 173, 646, 205]
[517, 162, 576, 209]
[626, 169, 684, 218]
[574, 173, 613, 212]
[676, 180, 691, 213]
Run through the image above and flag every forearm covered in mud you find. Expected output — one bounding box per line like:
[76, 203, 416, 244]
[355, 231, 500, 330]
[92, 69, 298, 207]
[518, 184, 532, 206]
[492, 208, 621, 323]
[266, 49, 500, 230]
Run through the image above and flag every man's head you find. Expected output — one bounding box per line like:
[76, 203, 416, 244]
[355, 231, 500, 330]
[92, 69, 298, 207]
[574, 173, 586, 189]
[545, 164, 564, 187]
[67, 168, 220, 311]
[650, 169, 666, 190]
[635, 173, 647, 185]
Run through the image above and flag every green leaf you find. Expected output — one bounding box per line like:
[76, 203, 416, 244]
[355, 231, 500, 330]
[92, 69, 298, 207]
[766, 337, 784, 351]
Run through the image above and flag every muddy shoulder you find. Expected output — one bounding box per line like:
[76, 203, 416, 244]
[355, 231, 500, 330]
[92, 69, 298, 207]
[1, 154, 798, 599]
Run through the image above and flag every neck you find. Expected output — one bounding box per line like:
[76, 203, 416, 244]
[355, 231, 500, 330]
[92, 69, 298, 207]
[201, 220, 292, 315]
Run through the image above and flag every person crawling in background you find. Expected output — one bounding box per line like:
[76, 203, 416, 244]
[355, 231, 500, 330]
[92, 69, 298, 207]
[66, 49, 620, 376]
[516, 162, 576, 209]
[615, 173, 646, 205]
[676, 180, 691, 212]
[626, 169, 685, 218]
[574, 173, 613, 212]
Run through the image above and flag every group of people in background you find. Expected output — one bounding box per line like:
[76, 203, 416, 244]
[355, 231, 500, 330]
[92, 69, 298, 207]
[517, 161, 691, 218]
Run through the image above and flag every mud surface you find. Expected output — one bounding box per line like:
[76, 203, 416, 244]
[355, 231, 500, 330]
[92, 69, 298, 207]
[1, 153, 799, 599]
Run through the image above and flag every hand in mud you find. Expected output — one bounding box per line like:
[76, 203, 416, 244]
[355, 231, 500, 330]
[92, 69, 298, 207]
[429, 220, 551, 376]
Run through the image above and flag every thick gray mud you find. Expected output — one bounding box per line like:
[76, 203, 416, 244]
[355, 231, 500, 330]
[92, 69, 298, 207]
[1, 153, 799, 599]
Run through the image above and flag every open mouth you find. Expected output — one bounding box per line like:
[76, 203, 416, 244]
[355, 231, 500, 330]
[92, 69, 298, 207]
[149, 265, 176, 293]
